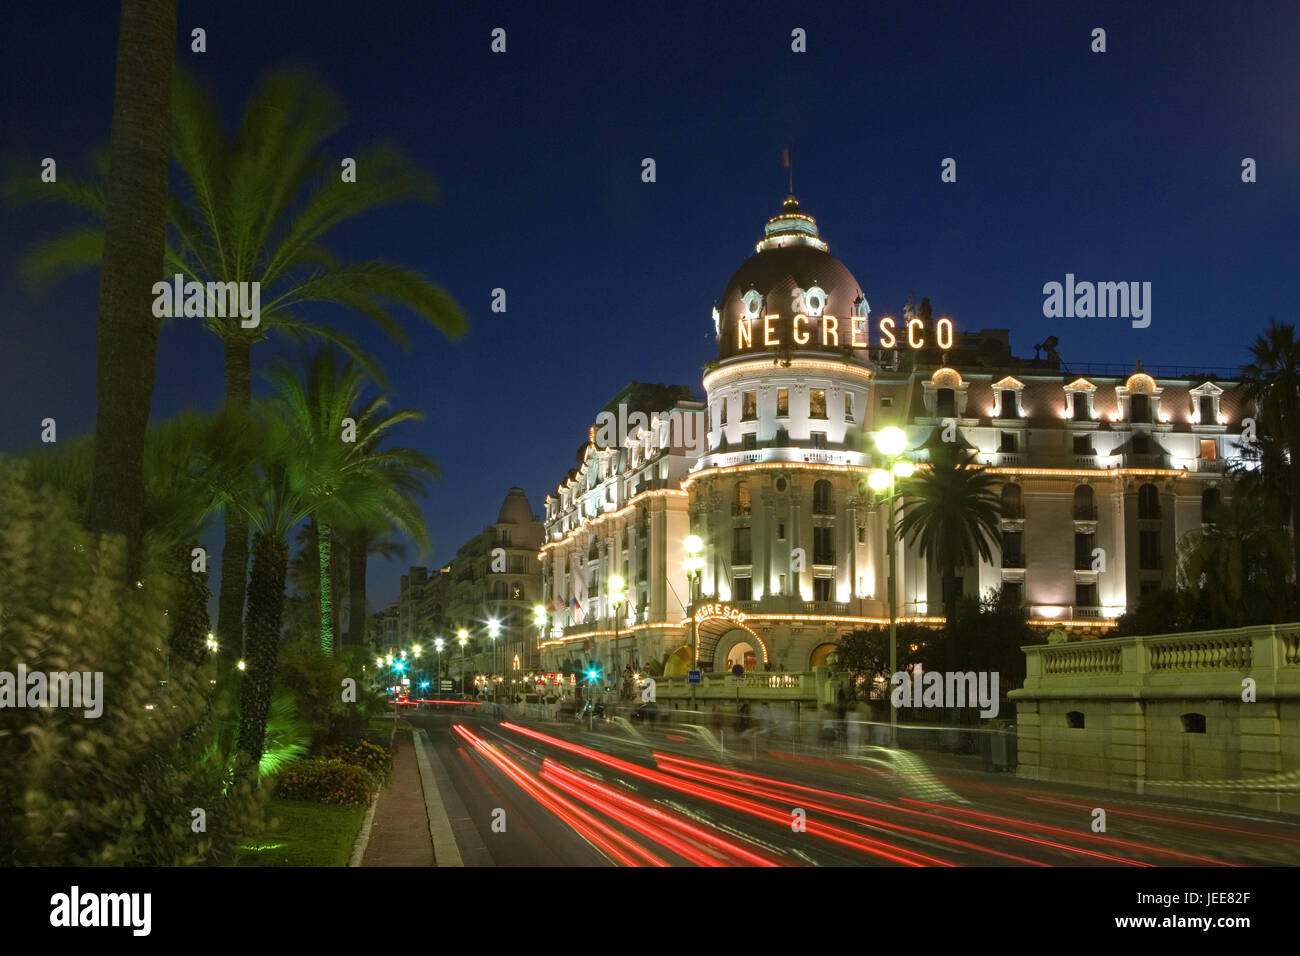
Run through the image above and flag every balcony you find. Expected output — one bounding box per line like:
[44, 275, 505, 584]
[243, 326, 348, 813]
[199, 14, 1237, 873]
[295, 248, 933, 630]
[1191, 458, 1227, 474]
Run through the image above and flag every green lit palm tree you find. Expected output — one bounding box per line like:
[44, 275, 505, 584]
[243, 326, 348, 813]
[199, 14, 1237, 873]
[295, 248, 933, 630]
[895, 448, 1002, 652]
[263, 349, 435, 656]
[9, 67, 467, 666]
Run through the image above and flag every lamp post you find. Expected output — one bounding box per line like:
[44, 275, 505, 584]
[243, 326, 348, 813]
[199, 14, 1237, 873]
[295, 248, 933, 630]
[608, 575, 626, 696]
[412, 645, 422, 696]
[434, 638, 444, 695]
[868, 426, 913, 748]
[457, 629, 469, 696]
[487, 618, 501, 698]
[683, 534, 705, 711]
[532, 605, 546, 675]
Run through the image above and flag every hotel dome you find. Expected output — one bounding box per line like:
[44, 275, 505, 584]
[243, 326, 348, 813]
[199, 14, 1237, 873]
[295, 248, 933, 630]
[714, 196, 870, 362]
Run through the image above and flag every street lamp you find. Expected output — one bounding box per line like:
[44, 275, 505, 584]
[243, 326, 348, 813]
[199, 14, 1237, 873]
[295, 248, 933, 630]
[683, 534, 705, 710]
[434, 638, 444, 695]
[532, 605, 546, 673]
[487, 619, 501, 696]
[457, 629, 469, 695]
[869, 426, 913, 748]
[608, 575, 626, 688]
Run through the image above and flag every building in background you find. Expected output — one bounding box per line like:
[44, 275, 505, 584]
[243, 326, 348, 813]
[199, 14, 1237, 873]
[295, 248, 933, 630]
[377, 487, 544, 689]
[536, 195, 1245, 679]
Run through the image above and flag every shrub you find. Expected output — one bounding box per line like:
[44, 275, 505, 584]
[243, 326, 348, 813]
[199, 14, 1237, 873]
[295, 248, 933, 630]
[323, 739, 393, 784]
[0, 462, 265, 865]
[275, 758, 372, 805]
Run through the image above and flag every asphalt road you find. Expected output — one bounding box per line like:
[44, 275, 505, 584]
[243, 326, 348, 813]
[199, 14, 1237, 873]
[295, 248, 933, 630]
[403, 707, 1300, 868]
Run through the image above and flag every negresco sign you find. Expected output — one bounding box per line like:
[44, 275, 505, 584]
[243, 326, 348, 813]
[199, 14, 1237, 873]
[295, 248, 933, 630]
[694, 603, 747, 625]
[735, 314, 955, 352]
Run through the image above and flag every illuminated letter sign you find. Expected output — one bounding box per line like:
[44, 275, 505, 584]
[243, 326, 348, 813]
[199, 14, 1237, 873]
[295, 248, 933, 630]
[695, 602, 747, 626]
[793, 314, 810, 345]
[907, 317, 925, 349]
[730, 309, 957, 354]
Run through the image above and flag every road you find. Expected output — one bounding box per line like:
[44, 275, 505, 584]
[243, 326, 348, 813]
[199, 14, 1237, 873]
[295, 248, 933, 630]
[403, 707, 1300, 867]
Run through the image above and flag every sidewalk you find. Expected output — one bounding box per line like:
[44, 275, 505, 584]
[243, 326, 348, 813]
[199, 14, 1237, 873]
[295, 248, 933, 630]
[359, 726, 435, 866]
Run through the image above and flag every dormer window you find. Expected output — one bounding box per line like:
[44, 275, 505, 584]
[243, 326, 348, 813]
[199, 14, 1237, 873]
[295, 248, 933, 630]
[992, 377, 1025, 419]
[1190, 382, 1225, 425]
[1065, 378, 1097, 422]
[925, 368, 967, 419]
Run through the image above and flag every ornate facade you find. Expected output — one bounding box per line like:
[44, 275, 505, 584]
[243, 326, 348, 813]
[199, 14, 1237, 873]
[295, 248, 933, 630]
[538, 197, 1246, 679]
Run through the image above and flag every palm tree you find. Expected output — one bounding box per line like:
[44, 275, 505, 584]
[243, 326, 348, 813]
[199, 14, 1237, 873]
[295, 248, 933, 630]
[10, 67, 467, 666]
[895, 448, 1003, 652]
[1239, 319, 1300, 603]
[263, 350, 436, 655]
[342, 516, 408, 648]
[1177, 492, 1292, 627]
[88, 0, 178, 572]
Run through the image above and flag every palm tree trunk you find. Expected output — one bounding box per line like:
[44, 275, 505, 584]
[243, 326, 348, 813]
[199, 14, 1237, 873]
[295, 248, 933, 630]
[88, 0, 178, 577]
[237, 531, 289, 769]
[318, 520, 334, 655]
[217, 338, 252, 665]
[348, 531, 367, 648]
[167, 540, 211, 666]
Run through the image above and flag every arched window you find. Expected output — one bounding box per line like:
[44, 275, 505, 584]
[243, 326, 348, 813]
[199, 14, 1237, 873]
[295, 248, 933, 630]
[813, 479, 833, 515]
[1138, 483, 1160, 519]
[734, 479, 751, 516]
[1000, 483, 1023, 519]
[1201, 488, 1221, 524]
[1073, 485, 1095, 520]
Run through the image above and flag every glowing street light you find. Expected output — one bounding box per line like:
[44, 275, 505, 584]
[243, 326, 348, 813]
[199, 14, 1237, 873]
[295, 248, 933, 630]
[434, 637, 445, 693]
[683, 534, 705, 709]
[608, 574, 626, 682]
[457, 630, 469, 695]
[870, 426, 912, 748]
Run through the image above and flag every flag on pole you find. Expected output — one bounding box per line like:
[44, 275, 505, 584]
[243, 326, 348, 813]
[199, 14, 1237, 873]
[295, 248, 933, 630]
[780, 145, 792, 169]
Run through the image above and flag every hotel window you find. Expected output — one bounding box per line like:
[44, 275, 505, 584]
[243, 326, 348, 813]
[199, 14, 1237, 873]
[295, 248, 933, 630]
[741, 432, 757, 450]
[1133, 435, 1150, 455]
[1200, 438, 1217, 460]
[844, 393, 854, 420]
[733, 576, 752, 601]
[1138, 483, 1160, 519]
[777, 522, 786, 540]
[721, 399, 729, 425]
[1202, 487, 1221, 524]
[810, 389, 828, 419]
[733, 527, 751, 565]
[813, 577, 833, 601]
[1075, 582, 1098, 608]
[1000, 389, 1019, 419]
[735, 479, 752, 515]
[1140, 580, 1160, 596]
[1130, 393, 1151, 423]
[880, 396, 894, 408]
[778, 573, 787, 595]
[936, 388, 956, 417]
[1001, 531, 1024, 568]
[1002, 581, 1023, 606]
[813, 527, 835, 565]
[777, 388, 789, 417]
[999, 432, 1017, 453]
[1073, 484, 1095, 520]
[812, 479, 833, 515]
[1073, 435, 1092, 455]
[1074, 532, 1095, 570]
[1139, 530, 1162, 570]
[1072, 392, 1091, 421]
[810, 431, 827, 449]
[742, 391, 757, 421]
[857, 526, 866, 543]
[1000, 483, 1023, 519]
[1198, 395, 1214, 423]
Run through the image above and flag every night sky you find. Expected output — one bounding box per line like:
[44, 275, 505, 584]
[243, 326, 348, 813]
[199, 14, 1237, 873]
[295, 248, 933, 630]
[2, 1, 1296, 612]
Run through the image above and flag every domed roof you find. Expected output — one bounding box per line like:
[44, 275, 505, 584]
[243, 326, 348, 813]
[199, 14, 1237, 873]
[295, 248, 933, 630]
[496, 487, 535, 525]
[715, 196, 870, 362]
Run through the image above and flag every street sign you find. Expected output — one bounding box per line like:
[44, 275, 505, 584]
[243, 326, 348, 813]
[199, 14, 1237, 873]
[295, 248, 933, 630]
[440, 680, 452, 691]
[687, 670, 701, 684]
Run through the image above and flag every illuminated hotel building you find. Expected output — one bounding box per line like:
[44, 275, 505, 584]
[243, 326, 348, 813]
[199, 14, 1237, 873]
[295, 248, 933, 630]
[538, 196, 1245, 677]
